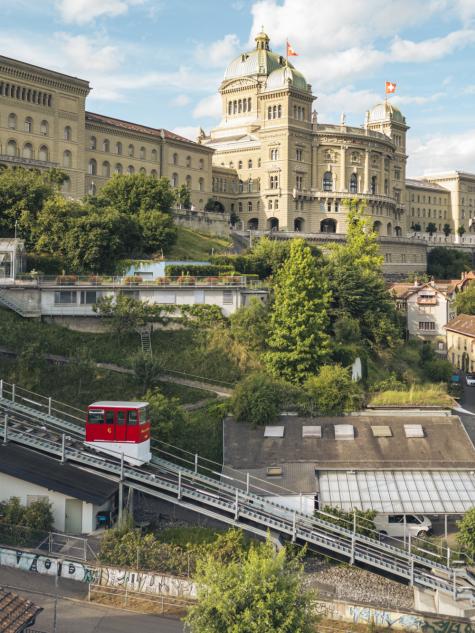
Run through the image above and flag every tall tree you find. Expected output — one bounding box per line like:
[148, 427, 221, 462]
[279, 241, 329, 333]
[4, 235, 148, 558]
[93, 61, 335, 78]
[264, 239, 331, 383]
[94, 173, 176, 214]
[455, 283, 475, 315]
[185, 539, 317, 633]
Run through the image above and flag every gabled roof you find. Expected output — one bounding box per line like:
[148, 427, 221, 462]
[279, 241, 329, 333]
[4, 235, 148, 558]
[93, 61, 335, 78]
[405, 178, 449, 192]
[445, 314, 475, 337]
[389, 280, 457, 299]
[0, 588, 42, 633]
[85, 111, 211, 149]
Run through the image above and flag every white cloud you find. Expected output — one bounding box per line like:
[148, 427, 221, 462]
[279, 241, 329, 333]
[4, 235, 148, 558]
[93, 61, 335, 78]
[390, 29, 475, 63]
[195, 34, 241, 68]
[171, 94, 191, 107]
[316, 87, 381, 122]
[393, 92, 446, 105]
[55, 0, 145, 25]
[407, 129, 475, 176]
[171, 126, 201, 141]
[192, 94, 221, 119]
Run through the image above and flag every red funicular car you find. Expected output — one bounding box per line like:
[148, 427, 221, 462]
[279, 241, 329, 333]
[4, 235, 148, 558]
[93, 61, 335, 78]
[85, 401, 152, 465]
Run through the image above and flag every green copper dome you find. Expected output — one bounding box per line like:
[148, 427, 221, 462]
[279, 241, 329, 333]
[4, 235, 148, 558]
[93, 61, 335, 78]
[369, 101, 405, 123]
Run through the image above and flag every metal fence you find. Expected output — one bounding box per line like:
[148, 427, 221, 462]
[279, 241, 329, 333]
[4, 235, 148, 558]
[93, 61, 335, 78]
[88, 583, 194, 615]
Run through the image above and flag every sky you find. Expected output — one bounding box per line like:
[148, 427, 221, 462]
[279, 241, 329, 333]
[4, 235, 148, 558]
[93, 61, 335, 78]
[1, 0, 475, 176]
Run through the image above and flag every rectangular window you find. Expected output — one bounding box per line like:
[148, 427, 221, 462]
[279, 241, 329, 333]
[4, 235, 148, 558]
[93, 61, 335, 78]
[88, 409, 104, 424]
[80, 290, 98, 305]
[105, 410, 114, 424]
[223, 290, 233, 305]
[54, 290, 77, 305]
[117, 411, 126, 426]
[418, 322, 436, 330]
[128, 410, 138, 425]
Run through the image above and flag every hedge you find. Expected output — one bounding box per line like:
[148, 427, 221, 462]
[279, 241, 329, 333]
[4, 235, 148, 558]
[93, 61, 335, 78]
[165, 263, 235, 277]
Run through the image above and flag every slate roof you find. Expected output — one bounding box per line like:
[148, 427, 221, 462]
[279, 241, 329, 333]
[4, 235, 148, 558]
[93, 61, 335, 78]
[0, 588, 42, 633]
[0, 444, 117, 505]
[445, 314, 475, 338]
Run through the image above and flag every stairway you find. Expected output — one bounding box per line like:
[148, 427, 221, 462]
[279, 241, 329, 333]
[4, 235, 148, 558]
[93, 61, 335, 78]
[139, 328, 152, 356]
[0, 290, 40, 318]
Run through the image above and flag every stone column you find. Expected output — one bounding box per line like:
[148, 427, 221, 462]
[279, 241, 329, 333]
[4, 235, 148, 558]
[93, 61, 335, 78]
[364, 150, 370, 194]
[340, 145, 347, 192]
[312, 142, 318, 189]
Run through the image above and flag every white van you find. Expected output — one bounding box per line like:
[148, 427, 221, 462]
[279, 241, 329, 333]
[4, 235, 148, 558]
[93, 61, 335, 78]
[374, 514, 432, 538]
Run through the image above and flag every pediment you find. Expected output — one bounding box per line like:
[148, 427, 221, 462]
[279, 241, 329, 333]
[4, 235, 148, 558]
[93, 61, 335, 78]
[221, 77, 259, 90]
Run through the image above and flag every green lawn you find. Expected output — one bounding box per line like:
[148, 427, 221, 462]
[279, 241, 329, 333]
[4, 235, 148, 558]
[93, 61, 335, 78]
[369, 384, 454, 408]
[166, 226, 232, 260]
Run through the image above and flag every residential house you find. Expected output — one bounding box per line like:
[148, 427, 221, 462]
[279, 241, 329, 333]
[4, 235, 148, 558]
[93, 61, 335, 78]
[445, 314, 475, 372]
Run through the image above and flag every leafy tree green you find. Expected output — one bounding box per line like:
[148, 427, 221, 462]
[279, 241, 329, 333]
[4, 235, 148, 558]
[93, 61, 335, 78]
[95, 174, 176, 215]
[427, 247, 471, 279]
[303, 365, 364, 415]
[34, 195, 83, 255]
[175, 184, 191, 209]
[229, 298, 270, 352]
[0, 167, 66, 245]
[94, 295, 170, 337]
[132, 353, 163, 392]
[325, 203, 400, 350]
[180, 304, 226, 329]
[67, 347, 95, 399]
[14, 341, 48, 390]
[423, 359, 453, 383]
[185, 539, 317, 633]
[232, 372, 284, 427]
[333, 314, 361, 344]
[264, 239, 331, 383]
[457, 508, 475, 558]
[455, 283, 475, 315]
[0, 496, 53, 531]
[137, 208, 176, 254]
[426, 222, 437, 236]
[458, 225, 466, 237]
[146, 390, 189, 446]
[321, 506, 376, 538]
[443, 224, 452, 237]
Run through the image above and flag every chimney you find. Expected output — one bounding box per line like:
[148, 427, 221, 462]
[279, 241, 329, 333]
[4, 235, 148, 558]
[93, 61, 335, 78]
[461, 271, 466, 280]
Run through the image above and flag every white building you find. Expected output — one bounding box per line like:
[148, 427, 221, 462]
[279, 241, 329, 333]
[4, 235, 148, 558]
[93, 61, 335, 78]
[0, 238, 26, 281]
[0, 444, 116, 533]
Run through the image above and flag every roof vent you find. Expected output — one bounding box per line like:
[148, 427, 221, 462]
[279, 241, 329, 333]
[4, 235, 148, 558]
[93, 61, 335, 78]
[334, 424, 354, 441]
[267, 466, 283, 477]
[404, 424, 424, 438]
[302, 425, 322, 438]
[264, 426, 285, 438]
[371, 425, 392, 438]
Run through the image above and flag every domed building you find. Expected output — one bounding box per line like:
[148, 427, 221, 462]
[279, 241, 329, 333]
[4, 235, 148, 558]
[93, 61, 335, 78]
[200, 32, 429, 273]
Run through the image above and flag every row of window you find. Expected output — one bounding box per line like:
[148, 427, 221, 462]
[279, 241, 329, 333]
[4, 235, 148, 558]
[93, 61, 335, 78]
[54, 289, 234, 306]
[411, 208, 448, 220]
[293, 105, 306, 121]
[171, 153, 205, 169]
[410, 193, 447, 204]
[90, 137, 157, 161]
[268, 105, 282, 119]
[5, 113, 72, 140]
[322, 171, 381, 195]
[0, 82, 52, 107]
[228, 98, 252, 115]
[88, 158, 158, 178]
[3, 139, 50, 162]
[171, 173, 204, 190]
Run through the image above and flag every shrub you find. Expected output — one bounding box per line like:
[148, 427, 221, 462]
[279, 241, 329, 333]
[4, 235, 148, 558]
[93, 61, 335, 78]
[303, 365, 364, 415]
[232, 372, 285, 427]
[423, 359, 453, 383]
[165, 264, 234, 277]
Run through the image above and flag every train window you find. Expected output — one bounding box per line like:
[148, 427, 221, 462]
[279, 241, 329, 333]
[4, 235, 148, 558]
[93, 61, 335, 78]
[140, 407, 148, 424]
[105, 411, 114, 425]
[117, 411, 125, 426]
[128, 410, 138, 425]
[88, 409, 104, 424]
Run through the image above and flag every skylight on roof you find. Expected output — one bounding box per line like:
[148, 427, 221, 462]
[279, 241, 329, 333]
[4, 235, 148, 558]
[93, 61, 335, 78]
[267, 466, 283, 476]
[404, 424, 424, 438]
[334, 424, 354, 440]
[302, 425, 322, 438]
[371, 426, 392, 438]
[264, 426, 285, 438]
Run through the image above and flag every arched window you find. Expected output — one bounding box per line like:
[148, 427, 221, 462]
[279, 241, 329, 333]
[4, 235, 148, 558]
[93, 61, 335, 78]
[114, 163, 123, 175]
[186, 175, 192, 189]
[294, 217, 304, 231]
[373, 220, 382, 233]
[238, 202, 243, 213]
[88, 158, 97, 175]
[127, 165, 135, 174]
[278, 104, 282, 118]
[8, 113, 17, 129]
[238, 160, 243, 169]
[387, 222, 392, 236]
[139, 167, 146, 174]
[321, 218, 336, 233]
[268, 106, 272, 119]
[233, 101, 237, 114]
[199, 158, 204, 170]
[248, 218, 259, 229]
[151, 169, 158, 178]
[272, 105, 277, 119]
[268, 217, 279, 230]
[172, 173, 178, 187]
[238, 99, 242, 113]
[128, 144, 134, 157]
[22, 143, 33, 159]
[90, 136, 97, 150]
[24, 117, 33, 133]
[62, 150, 72, 168]
[151, 149, 157, 161]
[64, 126, 72, 141]
[61, 177, 71, 193]
[173, 153, 178, 165]
[268, 199, 273, 210]
[38, 145, 49, 161]
[228, 102, 232, 115]
[323, 171, 333, 191]
[371, 176, 377, 194]
[199, 177, 204, 192]
[349, 173, 358, 194]
[6, 140, 17, 157]
[186, 155, 191, 167]
[115, 142, 122, 155]
[248, 159, 253, 169]
[248, 201, 253, 212]
[140, 147, 146, 160]
[40, 120, 49, 135]
[103, 139, 110, 152]
[102, 161, 111, 177]
[243, 99, 247, 113]
[248, 98, 252, 111]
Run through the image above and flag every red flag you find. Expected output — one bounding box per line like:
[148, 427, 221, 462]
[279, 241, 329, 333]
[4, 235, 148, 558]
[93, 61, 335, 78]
[386, 81, 397, 95]
[287, 41, 298, 57]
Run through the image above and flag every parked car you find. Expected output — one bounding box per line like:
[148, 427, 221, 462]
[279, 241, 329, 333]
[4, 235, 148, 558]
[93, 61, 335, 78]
[374, 514, 432, 538]
[466, 373, 475, 386]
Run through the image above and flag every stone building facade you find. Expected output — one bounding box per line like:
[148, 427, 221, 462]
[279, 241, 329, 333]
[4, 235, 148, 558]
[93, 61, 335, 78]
[0, 55, 214, 209]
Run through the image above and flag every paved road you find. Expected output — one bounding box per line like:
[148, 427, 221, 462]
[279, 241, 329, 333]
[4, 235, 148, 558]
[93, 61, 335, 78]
[0, 567, 184, 633]
[456, 376, 475, 445]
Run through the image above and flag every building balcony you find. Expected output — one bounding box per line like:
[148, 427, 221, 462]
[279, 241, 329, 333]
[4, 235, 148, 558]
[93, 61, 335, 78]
[292, 188, 399, 207]
[0, 154, 58, 169]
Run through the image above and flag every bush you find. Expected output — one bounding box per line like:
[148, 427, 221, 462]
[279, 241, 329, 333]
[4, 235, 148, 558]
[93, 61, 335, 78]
[0, 496, 54, 532]
[232, 372, 285, 427]
[321, 506, 377, 537]
[370, 372, 406, 393]
[165, 264, 234, 277]
[303, 365, 364, 415]
[26, 253, 64, 275]
[423, 359, 453, 383]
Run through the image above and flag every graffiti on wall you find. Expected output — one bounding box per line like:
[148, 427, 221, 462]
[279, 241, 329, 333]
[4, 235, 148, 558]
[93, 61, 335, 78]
[98, 567, 196, 599]
[422, 624, 475, 633]
[350, 606, 425, 631]
[0, 546, 97, 582]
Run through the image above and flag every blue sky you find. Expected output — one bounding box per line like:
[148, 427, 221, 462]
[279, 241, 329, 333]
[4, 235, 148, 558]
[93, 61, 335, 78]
[1, 0, 475, 175]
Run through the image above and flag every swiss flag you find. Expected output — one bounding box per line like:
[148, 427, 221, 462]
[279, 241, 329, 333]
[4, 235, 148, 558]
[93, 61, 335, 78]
[386, 81, 397, 95]
[287, 41, 298, 56]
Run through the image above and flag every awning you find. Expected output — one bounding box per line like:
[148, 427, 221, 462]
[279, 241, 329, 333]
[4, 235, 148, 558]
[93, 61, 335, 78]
[318, 470, 475, 514]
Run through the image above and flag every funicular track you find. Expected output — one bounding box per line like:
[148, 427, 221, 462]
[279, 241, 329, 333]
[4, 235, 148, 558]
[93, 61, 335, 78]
[1, 379, 475, 602]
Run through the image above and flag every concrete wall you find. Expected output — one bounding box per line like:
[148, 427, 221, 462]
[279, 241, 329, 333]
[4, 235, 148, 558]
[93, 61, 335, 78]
[171, 209, 231, 237]
[0, 472, 109, 533]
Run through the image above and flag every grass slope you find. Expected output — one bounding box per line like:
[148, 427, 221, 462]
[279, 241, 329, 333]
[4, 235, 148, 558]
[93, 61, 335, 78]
[166, 226, 232, 260]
